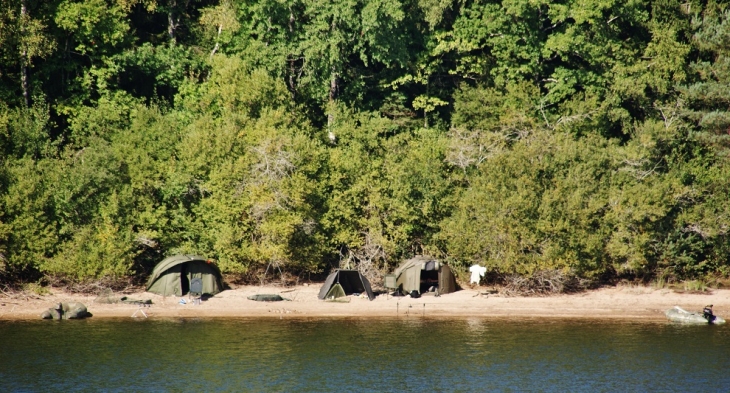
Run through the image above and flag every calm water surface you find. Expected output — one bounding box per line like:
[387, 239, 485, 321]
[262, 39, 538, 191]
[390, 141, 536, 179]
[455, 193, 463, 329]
[1, 317, 728, 392]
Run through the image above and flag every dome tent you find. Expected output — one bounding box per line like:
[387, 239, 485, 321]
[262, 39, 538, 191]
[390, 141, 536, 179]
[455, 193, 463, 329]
[392, 255, 457, 295]
[146, 255, 224, 297]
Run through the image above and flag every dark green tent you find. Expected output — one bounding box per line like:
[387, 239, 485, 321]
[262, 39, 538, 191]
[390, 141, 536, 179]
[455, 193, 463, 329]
[146, 255, 224, 296]
[318, 270, 375, 301]
[392, 256, 457, 295]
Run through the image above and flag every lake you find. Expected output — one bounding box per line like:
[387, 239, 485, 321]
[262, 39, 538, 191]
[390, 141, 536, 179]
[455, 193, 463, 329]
[1, 317, 728, 392]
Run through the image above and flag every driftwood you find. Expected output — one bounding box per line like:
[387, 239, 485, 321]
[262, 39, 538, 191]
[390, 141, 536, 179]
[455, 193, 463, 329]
[501, 270, 591, 297]
[45, 277, 139, 295]
[0, 284, 43, 301]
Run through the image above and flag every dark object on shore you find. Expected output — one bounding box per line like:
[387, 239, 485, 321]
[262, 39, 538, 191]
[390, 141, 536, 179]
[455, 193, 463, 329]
[121, 297, 153, 306]
[247, 294, 288, 302]
[703, 305, 714, 322]
[93, 288, 152, 305]
[41, 302, 90, 320]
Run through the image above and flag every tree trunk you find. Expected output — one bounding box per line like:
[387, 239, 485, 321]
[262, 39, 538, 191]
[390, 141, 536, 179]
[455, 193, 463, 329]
[20, 0, 29, 107]
[168, 13, 176, 42]
[329, 71, 338, 102]
[287, 7, 296, 100]
[167, 0, 191, 44]
[167, 0, 177, 43]
[288, 57, 297, 100]
[328, 71, 338, 127]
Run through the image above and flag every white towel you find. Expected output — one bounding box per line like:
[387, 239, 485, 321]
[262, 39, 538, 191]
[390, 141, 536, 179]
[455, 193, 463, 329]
[469, 265, 487, 284]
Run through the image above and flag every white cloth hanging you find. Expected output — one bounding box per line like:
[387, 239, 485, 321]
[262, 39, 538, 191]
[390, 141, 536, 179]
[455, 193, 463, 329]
[469, 265, 487, 284]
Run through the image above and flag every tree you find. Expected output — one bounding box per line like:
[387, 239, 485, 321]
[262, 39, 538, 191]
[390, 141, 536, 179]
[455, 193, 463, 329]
[683, 4, 730, 156]
[0, 0, 55, 107]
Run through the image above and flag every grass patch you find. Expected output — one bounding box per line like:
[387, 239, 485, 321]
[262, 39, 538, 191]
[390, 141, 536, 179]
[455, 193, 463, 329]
[683, 280, 708, 292]
[22, 282, 51, 296]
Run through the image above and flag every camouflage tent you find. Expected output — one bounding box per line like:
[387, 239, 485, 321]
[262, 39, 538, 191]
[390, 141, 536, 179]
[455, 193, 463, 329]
[146, 255, 224, 296]
[392, 256, 457, 295]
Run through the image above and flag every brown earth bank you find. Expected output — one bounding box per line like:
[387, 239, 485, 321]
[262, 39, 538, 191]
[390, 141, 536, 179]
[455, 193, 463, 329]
[1, 284, 729, 321]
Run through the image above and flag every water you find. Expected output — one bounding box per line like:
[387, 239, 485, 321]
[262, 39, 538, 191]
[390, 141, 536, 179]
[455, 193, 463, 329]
[1, 317, 729, 392]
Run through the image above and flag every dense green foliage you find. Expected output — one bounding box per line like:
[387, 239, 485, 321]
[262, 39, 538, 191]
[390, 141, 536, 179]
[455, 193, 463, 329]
[1, 0, 729, 287]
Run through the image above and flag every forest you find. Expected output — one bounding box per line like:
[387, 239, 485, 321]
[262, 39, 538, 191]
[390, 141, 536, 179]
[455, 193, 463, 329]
[1, 0, 729, 291]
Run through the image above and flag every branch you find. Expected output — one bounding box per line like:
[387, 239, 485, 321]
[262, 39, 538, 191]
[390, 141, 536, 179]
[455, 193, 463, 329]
[210, 24, 222, 60]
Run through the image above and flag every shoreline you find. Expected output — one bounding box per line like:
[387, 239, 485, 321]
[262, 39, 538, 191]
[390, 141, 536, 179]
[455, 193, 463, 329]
[2, 284, 728, 322]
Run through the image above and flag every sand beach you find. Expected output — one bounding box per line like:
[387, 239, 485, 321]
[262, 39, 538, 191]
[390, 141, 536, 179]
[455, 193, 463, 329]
[2, 283, 729, 321]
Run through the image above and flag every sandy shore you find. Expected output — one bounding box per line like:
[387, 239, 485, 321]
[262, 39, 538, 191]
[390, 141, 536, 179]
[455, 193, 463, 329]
[1, 283, 728, 321]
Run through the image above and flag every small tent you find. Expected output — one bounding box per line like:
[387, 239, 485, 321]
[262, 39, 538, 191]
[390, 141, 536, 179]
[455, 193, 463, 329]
[318, 270, 375, 301]
[392, 256, 457, 295]
[146, 255, 224, 297]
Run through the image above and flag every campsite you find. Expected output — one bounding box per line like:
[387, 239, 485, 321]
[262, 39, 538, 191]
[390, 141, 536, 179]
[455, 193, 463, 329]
[0, 253, 727, 321]
[3, 278, 730, 322]
[3, 2, 730, 390]
[2, 2, 730, 322]
[0, 253, 726, 323]
[4, 258, 730, 392]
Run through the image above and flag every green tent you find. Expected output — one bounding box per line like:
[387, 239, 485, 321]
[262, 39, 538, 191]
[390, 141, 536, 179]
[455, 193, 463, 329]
[318, 269, 375, 302]
[323, 283, 349, 302]
[392, 256, 457, 295]
[146, 255, 224, 297]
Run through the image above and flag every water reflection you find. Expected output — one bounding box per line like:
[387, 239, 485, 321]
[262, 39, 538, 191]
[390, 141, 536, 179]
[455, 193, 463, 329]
[1, 318, 728, 392]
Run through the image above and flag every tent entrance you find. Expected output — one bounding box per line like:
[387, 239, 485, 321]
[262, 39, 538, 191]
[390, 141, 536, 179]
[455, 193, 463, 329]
[324, 283, 350, 302]
[392, 256, 458, 296]
[180, 265, 190, 295]
[420, 269, 439, 293]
